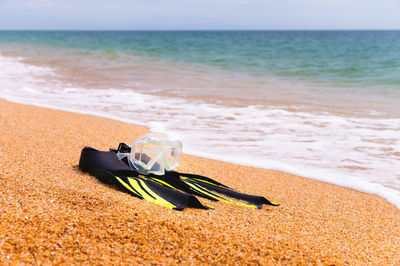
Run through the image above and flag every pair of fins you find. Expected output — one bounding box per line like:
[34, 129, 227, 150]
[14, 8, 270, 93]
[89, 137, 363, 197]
[79, 146, 279, 211]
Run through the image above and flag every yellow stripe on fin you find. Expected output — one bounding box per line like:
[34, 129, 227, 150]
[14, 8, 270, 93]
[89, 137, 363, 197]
[181, 176, 225, 187]
[149, 178, 176, 189]
[115, 176, 142, 197]
[184, 180, 258, 209]
[127, 177, 176, 209]
[139, 181, 177, 209]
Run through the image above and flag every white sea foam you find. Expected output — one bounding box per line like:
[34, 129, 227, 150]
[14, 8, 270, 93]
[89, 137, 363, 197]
[1, 53, 400, 209]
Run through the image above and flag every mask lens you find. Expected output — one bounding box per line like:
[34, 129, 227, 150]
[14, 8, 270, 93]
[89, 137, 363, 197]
[130, 133, 182, 175]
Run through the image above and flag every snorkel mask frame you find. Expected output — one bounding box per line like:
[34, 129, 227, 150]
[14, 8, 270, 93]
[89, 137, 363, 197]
[116, 133, 182, 176]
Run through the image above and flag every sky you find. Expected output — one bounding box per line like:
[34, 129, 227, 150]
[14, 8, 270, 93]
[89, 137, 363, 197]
[0, 0, 400, 30]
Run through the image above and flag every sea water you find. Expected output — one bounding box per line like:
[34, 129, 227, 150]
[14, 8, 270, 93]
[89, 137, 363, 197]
[0, 31, 399, 208]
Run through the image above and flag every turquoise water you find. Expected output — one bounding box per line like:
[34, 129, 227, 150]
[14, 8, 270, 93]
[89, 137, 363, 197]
[1, 31, 400, 208]
[1, 30, 400, 89]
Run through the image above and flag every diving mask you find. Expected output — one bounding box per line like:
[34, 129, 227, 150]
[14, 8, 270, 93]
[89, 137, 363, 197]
[117, 133, 182, 175]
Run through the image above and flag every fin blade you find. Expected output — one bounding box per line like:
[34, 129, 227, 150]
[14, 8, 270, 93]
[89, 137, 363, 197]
[182, 179, 260, 209]
[181, 175, 278, 208]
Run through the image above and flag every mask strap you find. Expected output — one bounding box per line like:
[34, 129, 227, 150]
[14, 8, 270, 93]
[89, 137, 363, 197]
[117, 143, 131, 153]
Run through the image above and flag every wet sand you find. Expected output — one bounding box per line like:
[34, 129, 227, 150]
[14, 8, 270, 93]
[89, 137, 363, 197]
[0, 99, 399, 264]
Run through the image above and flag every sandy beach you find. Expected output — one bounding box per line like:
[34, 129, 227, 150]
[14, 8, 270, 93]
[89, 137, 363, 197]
[0, 99, 399, 264]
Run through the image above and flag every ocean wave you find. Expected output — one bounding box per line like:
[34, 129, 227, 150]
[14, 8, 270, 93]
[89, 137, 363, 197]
[1, 52, 399, 209]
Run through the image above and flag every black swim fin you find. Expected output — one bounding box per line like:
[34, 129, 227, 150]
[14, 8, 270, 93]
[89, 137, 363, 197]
[79, 147, 210, 210]
[179, 173, 279, 208]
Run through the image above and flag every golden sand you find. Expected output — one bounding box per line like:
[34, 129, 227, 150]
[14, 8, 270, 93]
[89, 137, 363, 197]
[0, 99, 399, 264]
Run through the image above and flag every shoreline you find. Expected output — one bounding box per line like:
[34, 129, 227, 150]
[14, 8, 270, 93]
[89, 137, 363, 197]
[1, 99, 399, 264]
